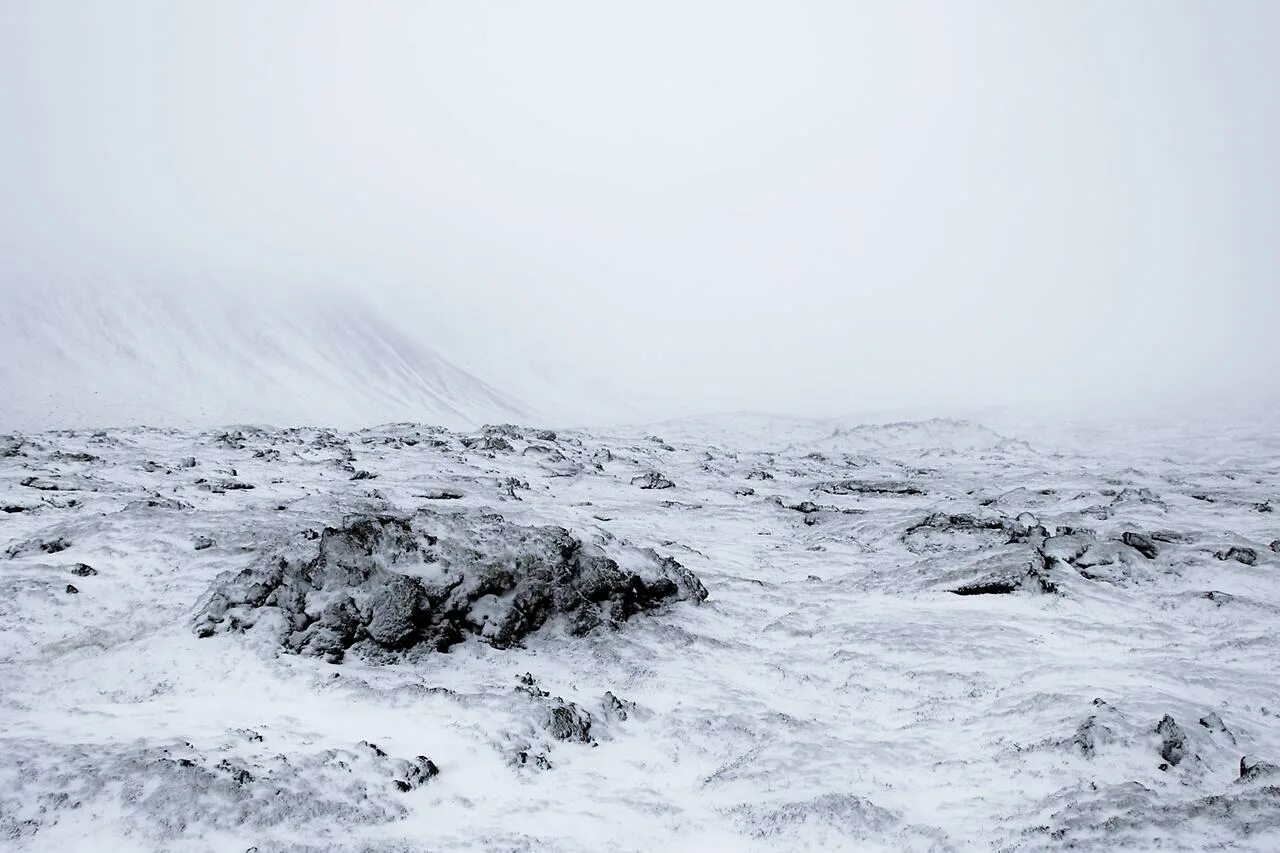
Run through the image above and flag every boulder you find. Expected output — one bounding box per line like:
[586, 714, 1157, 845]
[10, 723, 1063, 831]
[194, 509, 706, 662]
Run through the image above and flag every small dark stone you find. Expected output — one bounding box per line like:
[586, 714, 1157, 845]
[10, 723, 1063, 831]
[1215, 546, 1258, 566]
[40, 538, 71, 554]
[1240, 755, 1280, 780]
[1154, 715, 1187, 766]
[1121, 531, 1159, 559]
[69, 563, 97, 577]
[193, 536, 215, 551]
[631, 472, 675, 490]
[65, 584, 79, 594]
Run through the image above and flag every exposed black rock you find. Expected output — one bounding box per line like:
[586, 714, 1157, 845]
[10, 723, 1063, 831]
[1271, 539, 1280, 553]
[746, 469, 774, 481]
[1199, 712, 1235, 743]
[1215, 546, 1258, 566]
[394, 756, 440, 791]
[951, 554, 1057, 596]
[349, 470, 377, 481]
[194, 536, 215, 551]
[69, 563, 98, 576]
[544, 699, 594, 743]
[65, 584, 79, 594]
[1239, 756, 1280, 781]
[631, 472, 675, 490]
[1072, 699, 1116, 757]
[123, 497, 194, 511]
[1121, 532, 1159, 560]
[194, 509, 707, 661]
[40, 537, 71, 554]
[19, 476, 61, 491]
[419, 488, 464, 500]
[1155, 715, 1187, 767]
[601, 691, 637, 722]
[816, 479, 923, 496]
[195, 478, 255, 493]
[908, 512, 1005, 536]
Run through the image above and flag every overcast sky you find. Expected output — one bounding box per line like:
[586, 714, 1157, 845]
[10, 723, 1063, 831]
[2, 1, 1277, 421]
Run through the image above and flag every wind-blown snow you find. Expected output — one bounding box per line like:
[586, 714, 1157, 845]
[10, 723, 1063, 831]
[1, 415, 1278, 851]
[0, 283, 530, 432]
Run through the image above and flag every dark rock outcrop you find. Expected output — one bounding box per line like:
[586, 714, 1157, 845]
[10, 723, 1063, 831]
[194, 509, 707, 661]
[1215, 546, 1258, 566]
[1154, 715, 1187, 768]
[1121, 531, 1159, 560]
[631, 472, 675, 490]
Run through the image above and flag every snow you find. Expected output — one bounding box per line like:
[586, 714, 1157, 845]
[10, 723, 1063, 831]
[1, 415, 1278, 851]
[0, 283, 530, 432]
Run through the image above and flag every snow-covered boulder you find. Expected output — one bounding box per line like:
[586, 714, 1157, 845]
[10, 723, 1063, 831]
[194, 509, 707, 661]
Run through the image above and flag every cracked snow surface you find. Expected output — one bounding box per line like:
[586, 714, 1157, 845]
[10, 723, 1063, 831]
[2, 416, 1279, 851]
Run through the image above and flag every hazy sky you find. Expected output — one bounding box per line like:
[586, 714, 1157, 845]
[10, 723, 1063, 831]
[2, 1, 1277, 420]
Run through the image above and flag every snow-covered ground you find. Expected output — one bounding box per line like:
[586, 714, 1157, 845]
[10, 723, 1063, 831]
[0, 284, 531, 432]
[1, 415, 1278, 851]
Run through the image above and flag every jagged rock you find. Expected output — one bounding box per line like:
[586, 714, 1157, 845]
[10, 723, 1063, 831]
[735, 486, 755, 496]
[601, 691, 637, 722]
[194, 509, 707, 661]
[1239, 756, 1280, 781]
[419, 488, 463, 500]
[631, 472, 675, 490]
[19, 477, 60, 491]
[1112, 487, 1165, 508]
[393, 756, 440, 791]
[195, 478, 255, 493]
[194, 536, 215, 551]
[65, 584, 79, 594]
[908, 512, 1005, 535]
[746, 470, 774, 481]
[1154, 715, 1187, 767]
[349, 470, 377, 481]
[789, 501, 821, 514]
[1121, 531, 1159, 559]
[544, 700, 593, 743]
[123, 497, 194, 511]
[1199, 712, 1234, 743]
[69, 563, 98, 576]
[1072, 699, 1116, 756]
[41, 538, 70, 554]
[1215, 546, 1258, 566]
[951, 553, 1057, 595]
[816, 479, 922, 496]
[1271, 539, 1280, 553]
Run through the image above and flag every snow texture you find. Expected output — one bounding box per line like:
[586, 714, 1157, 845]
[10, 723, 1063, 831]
[2, 415, 1279, 851]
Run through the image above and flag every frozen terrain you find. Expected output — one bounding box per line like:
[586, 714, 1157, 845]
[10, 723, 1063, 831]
[0, 284, 531, 432]
[1, 415, 1279, 851]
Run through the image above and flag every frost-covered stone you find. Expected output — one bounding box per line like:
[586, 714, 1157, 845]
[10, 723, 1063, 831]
[194, 509, 707, 660]
[631, 472, 675, 490]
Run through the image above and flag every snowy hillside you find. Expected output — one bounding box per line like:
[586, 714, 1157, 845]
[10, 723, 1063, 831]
[2, 416, 1278, 851]
[0, 283, 530, 431]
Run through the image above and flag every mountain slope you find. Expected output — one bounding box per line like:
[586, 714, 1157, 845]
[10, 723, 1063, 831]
[0, 283, 531, 431]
